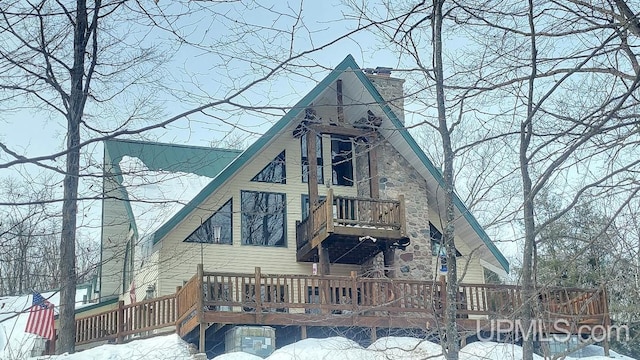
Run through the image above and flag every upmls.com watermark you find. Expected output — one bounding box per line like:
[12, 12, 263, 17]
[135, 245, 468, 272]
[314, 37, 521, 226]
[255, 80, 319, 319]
[476, 319, 629, 343]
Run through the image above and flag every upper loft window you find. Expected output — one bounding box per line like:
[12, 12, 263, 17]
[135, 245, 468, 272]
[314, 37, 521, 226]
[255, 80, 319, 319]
[331, 135, 353, 186]
[301, 133, 323, 184]
[430, 223, 462, 256]
[184, 199, 233, 244]
[241, 191, 286, 247]
[252, 151, 286, 184]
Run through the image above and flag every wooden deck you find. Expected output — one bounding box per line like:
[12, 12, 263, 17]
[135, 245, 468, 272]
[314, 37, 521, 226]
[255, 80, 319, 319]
[296, 190, 410, 264]
[74, 266, 610, 350]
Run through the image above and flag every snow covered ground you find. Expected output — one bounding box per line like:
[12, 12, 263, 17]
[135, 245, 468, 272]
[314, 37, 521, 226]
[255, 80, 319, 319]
[4, 334, 629, 360]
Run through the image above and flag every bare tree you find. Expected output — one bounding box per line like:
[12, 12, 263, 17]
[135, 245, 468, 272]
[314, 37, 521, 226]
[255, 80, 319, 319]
[0, 0, 384, 353]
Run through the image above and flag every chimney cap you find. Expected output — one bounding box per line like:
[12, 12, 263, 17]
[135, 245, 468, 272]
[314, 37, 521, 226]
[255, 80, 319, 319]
[364, 67, 393, 77]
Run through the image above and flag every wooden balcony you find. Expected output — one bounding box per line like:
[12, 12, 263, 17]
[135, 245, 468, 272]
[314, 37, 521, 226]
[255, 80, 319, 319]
[73, 267, 610, 350]
[296, 190, 410, 264]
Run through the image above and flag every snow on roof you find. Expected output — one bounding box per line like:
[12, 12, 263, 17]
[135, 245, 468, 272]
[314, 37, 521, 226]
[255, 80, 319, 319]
[119, 155, 213, 241]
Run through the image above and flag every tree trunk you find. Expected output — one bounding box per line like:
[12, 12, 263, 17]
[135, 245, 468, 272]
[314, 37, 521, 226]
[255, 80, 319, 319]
[58, 0, 90, 353]
[433, 1, 459, 358]
[520, 2, 537, 359]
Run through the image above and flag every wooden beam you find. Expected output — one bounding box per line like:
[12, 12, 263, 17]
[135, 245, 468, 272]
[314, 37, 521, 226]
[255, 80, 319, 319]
[383, 244, 395, 278]
[300, 325, 307, 339]
[337, 79, 344, 123]
[309, 124, 368, 138]
[368, 143, 379, 200]
[197, 264, 205, 352]
[319, 245, 330, 275]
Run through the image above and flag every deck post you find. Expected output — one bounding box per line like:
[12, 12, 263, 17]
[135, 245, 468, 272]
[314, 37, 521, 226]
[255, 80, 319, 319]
[116, 300, 124, 343]
[175, 286, 182, 335]
[326, 189, 334, 233]
[602, 286, 610, 356]
[254, 267, 263, 316]
[350, 271, 358, 312]
[196, 264, 205, 353]
[318, 189, 333, 275]
[300, 325, 307, 339]
[370, 327, 377, 343]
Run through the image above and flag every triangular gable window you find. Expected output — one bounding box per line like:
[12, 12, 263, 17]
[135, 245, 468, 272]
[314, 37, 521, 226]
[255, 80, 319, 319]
[252, 151, 286, 184]
[184, 199, 233, 244]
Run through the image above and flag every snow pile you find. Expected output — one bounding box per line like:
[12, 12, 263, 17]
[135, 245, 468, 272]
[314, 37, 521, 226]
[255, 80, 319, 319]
[460, 341, 542, 360]
[267, 337, 370, 360]
[38, 334, 193, 360]
[367, 336, 444, 359]
[119, 156, 213, 239]
[568, 344, 636, 359]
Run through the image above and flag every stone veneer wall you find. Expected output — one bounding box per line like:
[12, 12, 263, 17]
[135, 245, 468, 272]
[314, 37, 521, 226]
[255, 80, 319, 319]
[355, 137, 432, 279]
[377, 140, 432, 279]
[366, 74, 405, 124]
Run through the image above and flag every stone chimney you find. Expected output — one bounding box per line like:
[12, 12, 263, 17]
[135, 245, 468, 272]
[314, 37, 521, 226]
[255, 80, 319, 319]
[365, 67, 405, 124]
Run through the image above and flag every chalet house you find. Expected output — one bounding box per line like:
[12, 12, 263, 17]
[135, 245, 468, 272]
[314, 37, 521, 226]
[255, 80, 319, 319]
[82, 55, 607, 355]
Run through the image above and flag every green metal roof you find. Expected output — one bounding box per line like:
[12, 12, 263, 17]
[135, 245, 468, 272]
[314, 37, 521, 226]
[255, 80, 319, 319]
[102, 139, 241, 239]
[148, 55, 509, 273]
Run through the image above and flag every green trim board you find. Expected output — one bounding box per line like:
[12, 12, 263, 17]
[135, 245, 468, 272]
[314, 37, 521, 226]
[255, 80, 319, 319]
[147, 55, 509, 273]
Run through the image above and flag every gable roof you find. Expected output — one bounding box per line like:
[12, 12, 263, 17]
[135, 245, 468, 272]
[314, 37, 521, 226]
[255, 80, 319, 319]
[150, 55, 509, 273]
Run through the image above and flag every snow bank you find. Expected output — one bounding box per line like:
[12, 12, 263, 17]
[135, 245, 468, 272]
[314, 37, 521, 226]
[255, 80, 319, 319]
[267, 337, 372, 360]
[460, 341, 543, 360]
[39, 334, 192, 360]
[367, 336, 444, 359]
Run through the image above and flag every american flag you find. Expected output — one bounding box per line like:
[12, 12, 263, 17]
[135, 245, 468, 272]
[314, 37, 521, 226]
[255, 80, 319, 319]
[25, 292, 55, 340]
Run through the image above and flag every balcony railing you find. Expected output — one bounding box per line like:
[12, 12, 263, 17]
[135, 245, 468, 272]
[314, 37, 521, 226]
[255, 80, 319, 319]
[296, 189, 406, 253]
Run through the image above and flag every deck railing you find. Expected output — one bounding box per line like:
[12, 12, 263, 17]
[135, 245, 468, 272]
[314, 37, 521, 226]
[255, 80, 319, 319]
[75, 294, 177, 345]
[74, 267, 608, 348]
[199, 268, 607, 320]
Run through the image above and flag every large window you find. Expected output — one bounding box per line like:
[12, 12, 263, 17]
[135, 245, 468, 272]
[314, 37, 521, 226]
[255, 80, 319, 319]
[301, 133, 323, 184]
[331, 135, 353, 186]
[252, 151, 286, 184]
[184, 199, 233, 244]
[241, 191, 286, 246]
